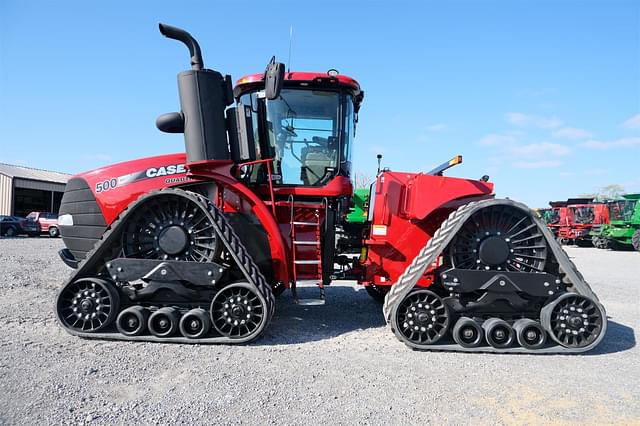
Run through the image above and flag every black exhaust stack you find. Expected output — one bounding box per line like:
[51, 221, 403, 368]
[156, 23, 232, 163]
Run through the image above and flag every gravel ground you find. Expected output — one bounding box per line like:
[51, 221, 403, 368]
[0, 238, 638, 425]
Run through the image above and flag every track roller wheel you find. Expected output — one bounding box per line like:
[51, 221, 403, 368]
[540, 293, 606, 349]
[483, 318, 514, 348]
[394, 289, 450, 346]
[210, 282, 268, 342]
[148, 307, 179, 337]
[452, 317, 484, 348]
[116, 306, 149, 336]
[56, 278, 120, 332]
[179, 308, 211, 339]
[513, 319, 546, 349]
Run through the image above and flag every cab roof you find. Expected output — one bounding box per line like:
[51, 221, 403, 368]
[234, 72, 363, 106]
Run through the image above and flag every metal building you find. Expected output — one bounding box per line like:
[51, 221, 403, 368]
[0, 163, 70, 217]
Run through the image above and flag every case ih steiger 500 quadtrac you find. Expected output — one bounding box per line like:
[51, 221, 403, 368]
[54, 24, 607, 353]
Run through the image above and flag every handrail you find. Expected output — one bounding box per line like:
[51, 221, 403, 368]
[288, 194, 295, 236]
[239, 158, 276, 216]
[322, 197, 328, 233]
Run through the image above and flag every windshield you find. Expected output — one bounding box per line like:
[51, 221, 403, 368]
[609, 200, 636, 221]
[266, 89, 349, 186]
[570, 206, 594, 224]
[545, 209, 560, 224]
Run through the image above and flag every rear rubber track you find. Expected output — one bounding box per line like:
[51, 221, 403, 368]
[382, 198, 607, 354]
[55, 188, 275, 344]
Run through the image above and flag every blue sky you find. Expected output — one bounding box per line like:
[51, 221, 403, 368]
[1, 0, 638, 207]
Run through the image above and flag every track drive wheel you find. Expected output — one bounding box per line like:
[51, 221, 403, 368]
[449, 204, 548, 273]
[121, 192, 221, 262]
[56, 278, 120, 332]
[210, 282, 268, 342]
[393, 289, 450, 347]
[540, 293, 606, 350]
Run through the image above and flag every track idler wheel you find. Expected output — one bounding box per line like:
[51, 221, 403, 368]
[452, 317, 484, 348]
[541, 293, 606, 350]
[513, 319, 546, 349]
[483, 318, 514, 348]
[116, 306, 149, 336]
[56, 278, 120, 332]
[394, 289, 450, 346]
[179, 308, 211, 339]
[148, 307, 179, 337]
[210, 282, 268, 342]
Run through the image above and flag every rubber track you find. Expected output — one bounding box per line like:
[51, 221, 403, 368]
[382, 198, 607, 354]
[55, 188, 275, 344]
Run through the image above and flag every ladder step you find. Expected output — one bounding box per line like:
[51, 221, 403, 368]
[292, 221, 318, 226]
[295, 279, 321, 285]
[294, 260, 321, 265]
[296, 298, 325, 306]
[268, 201, 325, 209]
[293, 240, 321, 245]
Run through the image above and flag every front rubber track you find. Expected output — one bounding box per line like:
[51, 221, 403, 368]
[384, 198, 607, 354]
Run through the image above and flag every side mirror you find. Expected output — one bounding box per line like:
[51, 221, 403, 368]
[265, 57, 285, 100]
[156, 112, 185, 133]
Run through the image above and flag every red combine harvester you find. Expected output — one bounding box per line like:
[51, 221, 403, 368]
[545, 201, 568, 238]
[54, 24, 606, 353]
[557, 199, 609, 246]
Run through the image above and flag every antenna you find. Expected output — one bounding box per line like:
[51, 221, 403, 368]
[287, 26, 293, 73]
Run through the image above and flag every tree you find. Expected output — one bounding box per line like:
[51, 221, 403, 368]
[353, 172, 374, 189]
[596, 184, 625, 201]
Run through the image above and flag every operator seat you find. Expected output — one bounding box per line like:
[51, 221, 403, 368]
[301, 136, 338, 185]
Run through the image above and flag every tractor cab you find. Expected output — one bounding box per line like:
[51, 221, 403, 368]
[569, 205, 595, 224]
[608, 198, 637, 223]
[544, 208, 561, 225]
[232, 72, 363, 193]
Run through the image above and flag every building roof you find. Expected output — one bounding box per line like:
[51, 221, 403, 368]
[0, 163, 70, 184]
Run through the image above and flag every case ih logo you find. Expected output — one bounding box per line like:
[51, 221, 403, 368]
[145, 164, 186, 178]
[95, 164, 188, 193]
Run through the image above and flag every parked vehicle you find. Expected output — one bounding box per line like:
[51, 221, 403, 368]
[53, 24, 606, 354]
[557, 201, 609, 247]
[605, 194, 640, 251]
[0, 215, 40, 237]
[26, 212, 60, 237]
[545, 201, 567, 239]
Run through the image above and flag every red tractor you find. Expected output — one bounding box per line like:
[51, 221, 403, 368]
[54, 24, 606, 353]
[557, 199, 609, 247]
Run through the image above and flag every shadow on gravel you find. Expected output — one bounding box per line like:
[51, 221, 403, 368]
[256, 285, 637, 354]
[585, 320, 636, 355]
[257, 285, 386, 345]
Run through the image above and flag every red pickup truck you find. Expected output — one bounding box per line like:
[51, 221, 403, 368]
[26, 212, 60, 237]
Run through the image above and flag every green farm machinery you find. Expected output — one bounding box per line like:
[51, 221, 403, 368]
[604, 194, 640, 251]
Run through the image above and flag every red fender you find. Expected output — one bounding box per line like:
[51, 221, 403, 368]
[187, 160, 291, 286]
